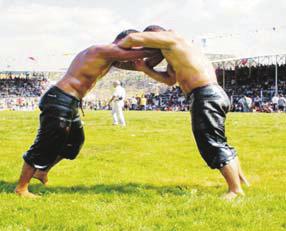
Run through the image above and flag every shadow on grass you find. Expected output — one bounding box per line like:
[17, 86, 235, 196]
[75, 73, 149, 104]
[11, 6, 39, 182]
[0, 180, 221, 196]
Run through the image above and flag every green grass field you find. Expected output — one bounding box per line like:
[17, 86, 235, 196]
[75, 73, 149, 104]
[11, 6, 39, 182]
[0, 111, 285, 231]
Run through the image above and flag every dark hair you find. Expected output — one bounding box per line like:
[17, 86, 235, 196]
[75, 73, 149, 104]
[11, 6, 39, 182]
[143, 25, 166, 32]
[114, 29, 139, 41]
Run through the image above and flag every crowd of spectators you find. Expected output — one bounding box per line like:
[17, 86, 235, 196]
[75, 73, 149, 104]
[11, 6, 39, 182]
[0, 72, 50, 110]
[0, 73, 49, 98]
[124, 86, 189, 111]
[82, 86, 189, 111]
[0, 97, 39, 111]
[215, 64, 286, 112]
[1, 63, 286, 112]
[114, 64, 286, 112]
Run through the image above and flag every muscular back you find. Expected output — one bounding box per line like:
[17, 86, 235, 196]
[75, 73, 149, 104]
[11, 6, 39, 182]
[119, 31, 217, 94]
[56, 46, 112, 99]
[161, 33, 217, 93]
[56, 44, 158, 99]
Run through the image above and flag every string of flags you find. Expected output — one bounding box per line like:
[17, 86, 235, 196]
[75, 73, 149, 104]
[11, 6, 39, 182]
[197, 25, 286, 48]
[28, 57, 37, 61]
[1, 25, 286, 66]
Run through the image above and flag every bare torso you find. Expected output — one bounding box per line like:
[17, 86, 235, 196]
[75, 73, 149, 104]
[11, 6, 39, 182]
[56, 46, 112, 99]
[162, 34, 217, 94]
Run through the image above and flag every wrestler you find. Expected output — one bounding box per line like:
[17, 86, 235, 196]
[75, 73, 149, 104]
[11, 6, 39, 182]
[15, 29, 159, 198]
[117, 25, 249, 200]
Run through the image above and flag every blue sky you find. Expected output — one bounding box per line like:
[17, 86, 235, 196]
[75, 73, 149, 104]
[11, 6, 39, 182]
[0, 0, 285, 70]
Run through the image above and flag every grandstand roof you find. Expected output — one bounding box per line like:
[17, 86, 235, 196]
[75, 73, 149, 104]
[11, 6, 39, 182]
[212, 53, 286, 69]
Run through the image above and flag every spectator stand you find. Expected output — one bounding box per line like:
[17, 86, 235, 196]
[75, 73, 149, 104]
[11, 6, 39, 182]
[213, 54, 286, 98]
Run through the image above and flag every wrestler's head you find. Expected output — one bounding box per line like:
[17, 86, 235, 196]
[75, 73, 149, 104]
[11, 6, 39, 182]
[113, 29, 139, 44]
[113, 80, 121, 87]
[143, 25, 166, 32]
[143, 25, 166, 64]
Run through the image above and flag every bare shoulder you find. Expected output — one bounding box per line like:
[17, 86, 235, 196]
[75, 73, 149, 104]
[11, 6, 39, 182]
[85, 45, 110, 54]
[84, 44, 117, 57]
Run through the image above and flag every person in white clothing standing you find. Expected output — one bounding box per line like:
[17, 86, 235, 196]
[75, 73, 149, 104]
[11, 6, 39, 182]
[272, 94, 279, 112]
[108, 80, 126, 126]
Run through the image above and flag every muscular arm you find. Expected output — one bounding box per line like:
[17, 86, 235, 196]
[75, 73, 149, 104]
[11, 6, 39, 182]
[142, 65, 176, 86]
[112, 61, 136, 71]
[113, 51, 164, 71]
[96, 45, 158, 61]
[118, 31, 177, 49]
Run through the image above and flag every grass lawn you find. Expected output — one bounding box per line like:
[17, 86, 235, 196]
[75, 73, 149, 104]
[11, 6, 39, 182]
[0, 110, 285, 231]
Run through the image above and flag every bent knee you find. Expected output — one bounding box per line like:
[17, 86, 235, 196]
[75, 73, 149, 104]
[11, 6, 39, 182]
[200, 146, 237, 169]
[62, 134, 85, 160]
[62, 142, 84, 160]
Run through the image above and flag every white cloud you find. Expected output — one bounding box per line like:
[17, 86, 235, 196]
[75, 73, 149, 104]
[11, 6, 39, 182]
[0, 0, 285, 70]
[0, 3, 133, 69]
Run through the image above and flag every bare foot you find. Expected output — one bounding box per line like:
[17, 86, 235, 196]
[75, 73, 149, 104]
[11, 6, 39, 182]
[240, 175, 250, 187]
[221, 190, 245, 201]
[222, 192, 239, 201]
[15, 189, 40, 198]
[33, 171, 48, 185]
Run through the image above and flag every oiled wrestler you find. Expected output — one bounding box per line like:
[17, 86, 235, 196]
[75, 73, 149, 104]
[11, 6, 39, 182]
[15, 29, 160, 198]
[117, 25, 250, 200]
